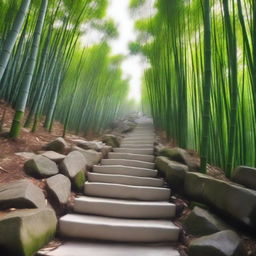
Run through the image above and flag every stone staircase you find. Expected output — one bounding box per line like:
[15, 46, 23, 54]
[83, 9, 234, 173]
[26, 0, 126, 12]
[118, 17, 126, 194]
[41, 119, 180, 256]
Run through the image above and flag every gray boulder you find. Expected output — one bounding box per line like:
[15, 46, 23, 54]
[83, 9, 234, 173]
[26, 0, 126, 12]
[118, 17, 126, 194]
[232, 166, 256, 191]
[15, 152, 36, 159]
[0, 208, 57, 256]
[156, 156, 188, 193]
[72, 146, 102, 168]
[0, 179, 46, 209]
[41, 151, 65, 163]
[159, 147, 200, 171]
[155, 144, 165, 156]
[44, 137, 68, 153]
[183, 207, 229, 236]
[73, 140, 112, 157]
[184, 172, 256, 230]
[46, 174, 71, 204]
[24, 155, 59, 178]
[188, 230, 246, 256]
[100, 145, 112, 158]
[102, 134, 120, 148]
[73, 140, 104, 151]
[60, 151, 86, 191]
[114, 120, 136, 133]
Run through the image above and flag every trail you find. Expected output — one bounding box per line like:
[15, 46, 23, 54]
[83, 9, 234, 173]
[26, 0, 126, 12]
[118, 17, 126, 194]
[41, 118, 180, 256]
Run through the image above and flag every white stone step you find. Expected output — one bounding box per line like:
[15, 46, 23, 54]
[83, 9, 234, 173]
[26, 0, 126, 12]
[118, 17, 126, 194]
[121, 140, 154, 144]
[127, 133, 155, 136]
[88, 172, 163, 187]
[101, 159, 155, 169]
[109, 152, 155, 162]
[126, 136, 154, 139]
[59, 214, 180, 242]
[113, 148, 154, 155]
[93, 165, 158, 177]
[120, 144, 153, 149]
[122, 139, 155, 144]
[74, 196, 176, 219]
[38, 240, 180, 256]
[84, 182, 171, 201]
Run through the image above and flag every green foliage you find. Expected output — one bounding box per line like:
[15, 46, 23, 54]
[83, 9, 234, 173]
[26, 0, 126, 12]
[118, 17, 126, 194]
[129, 41, 142, 55]
[0, 0, 130, 137]
[129, 0, 146, 9]
[132, 0, 256, 175]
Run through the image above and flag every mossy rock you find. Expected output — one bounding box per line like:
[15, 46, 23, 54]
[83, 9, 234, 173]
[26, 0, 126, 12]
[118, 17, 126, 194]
[159, 147, 200, 171]
[0, 179, 46, 209]
[182, 206, 229, 236]
[102, 134, 120, 148]
[60, 151, 87, 192]
[156, 156, 188, 193]
[188, 230, 246, 256]
[184, 172, 256, 230]
[73, 170, 86, 191]
[44, 137, 68, 153]
[0, 208, 57, 256]
[232, 166, 256, 190]
[24, 155, 59, 178]
[46, 174, 71, 204]
[72, 147, 102, 168]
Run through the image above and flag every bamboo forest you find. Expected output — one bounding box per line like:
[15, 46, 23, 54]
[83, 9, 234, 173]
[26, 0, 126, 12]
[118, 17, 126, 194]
[0, 0, 255, 256]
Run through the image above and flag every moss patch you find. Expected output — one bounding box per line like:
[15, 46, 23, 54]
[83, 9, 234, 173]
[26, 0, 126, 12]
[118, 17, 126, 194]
[73, 170, 85, 191]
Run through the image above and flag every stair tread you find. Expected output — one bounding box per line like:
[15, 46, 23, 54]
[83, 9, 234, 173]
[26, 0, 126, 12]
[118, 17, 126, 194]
[93, 165, 158, 177]
[75, 195, 174, 206]
[113, 147, 154, 155]
[120, 144, 153, 148]
[84, 182, 171, 201]
[59, 214, 180, 242]
[88, 172, 163, 187]
[60, 214, 178, 228]
[101, 159, 155, 169]
[38, 241, 180, 256]
[108, 152, 154, 162]
[74, 196, 176, 219]
[85, 181, 170, 191]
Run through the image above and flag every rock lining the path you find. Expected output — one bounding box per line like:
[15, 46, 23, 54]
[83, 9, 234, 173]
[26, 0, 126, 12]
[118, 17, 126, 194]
[24, 155, 59, 178]
[46, 174, 71, 204]
[158, 147, 200, 171]
[102, 134, 121, 148]
[156, 156, 188, 193]
[182, 206, 229, 236]
[15, 152, 36, 159]
[60, 151, 86, 191]
[0, 179, 46, 209]
[41, 151, 66, 163]
[231, 166, 256, 191]
[0, 208, 57, 256]
[44, 137, 68, 154]
[73, 139, 112, 158]
[188, 230, 246, 256]
[72, 146, 102, 168]
[184, 172, 256, 230]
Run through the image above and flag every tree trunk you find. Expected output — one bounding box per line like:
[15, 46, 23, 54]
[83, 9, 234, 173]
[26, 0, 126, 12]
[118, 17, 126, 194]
[9, 0, 48, 138]
[200, 0, 212, 173]
[0, 0, 31, 83]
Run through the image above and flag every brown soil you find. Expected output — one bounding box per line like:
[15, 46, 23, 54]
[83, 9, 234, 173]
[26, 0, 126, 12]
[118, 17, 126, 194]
[0, 101, 100, 219]
[0, 101, 99, 185]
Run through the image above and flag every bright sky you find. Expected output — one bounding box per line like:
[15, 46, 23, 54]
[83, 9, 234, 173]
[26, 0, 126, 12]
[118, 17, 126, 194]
[107, 0, 145, 102]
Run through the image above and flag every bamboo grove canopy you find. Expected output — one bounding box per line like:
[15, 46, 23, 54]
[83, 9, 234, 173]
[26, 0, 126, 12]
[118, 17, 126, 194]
[0, 0, 131, 137]
[130, 0, 256, 176]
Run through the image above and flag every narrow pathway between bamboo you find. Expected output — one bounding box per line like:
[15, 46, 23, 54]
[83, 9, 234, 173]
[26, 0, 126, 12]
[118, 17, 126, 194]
[42, 118, 180, 256]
